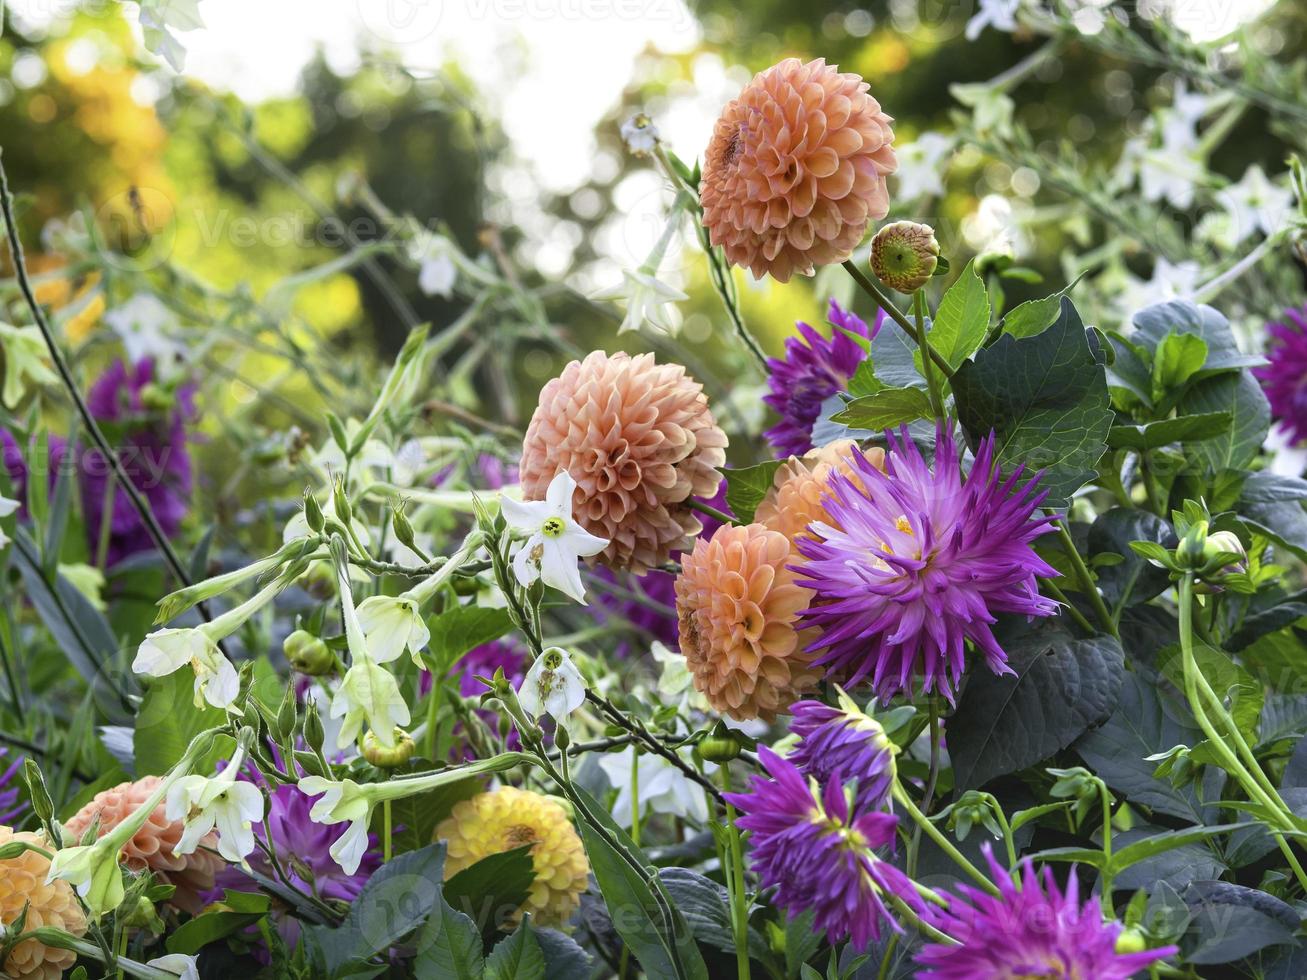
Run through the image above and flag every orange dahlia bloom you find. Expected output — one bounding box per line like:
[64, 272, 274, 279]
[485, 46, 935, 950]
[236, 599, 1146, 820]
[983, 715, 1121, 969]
[756, 439, 885, 546]
[0, 826, 87, 980]
[63, 775, 225, 914]
[700, 58, 897, 282]
[675, 522, 819, 720]
[520, 351, 728, 573]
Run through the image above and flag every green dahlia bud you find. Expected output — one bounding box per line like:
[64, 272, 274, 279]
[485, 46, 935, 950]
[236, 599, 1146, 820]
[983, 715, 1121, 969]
[694, 726, 745, 763]
[1115, 929, 1148, 955]
[1175, 519, 1209, 570]
[362, 728, 415, 768]
[284, 629, 334, 676]
[1202, 530, 1247, 574]
[870, 220, 940, 293]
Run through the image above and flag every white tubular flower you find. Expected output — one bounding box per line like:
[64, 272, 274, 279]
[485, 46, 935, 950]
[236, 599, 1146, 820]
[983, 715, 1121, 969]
[965, 0, 1019, 40]
[138, 0, 204, 71]
[593, 208, 687, 337]
[0, 492, 17, 550]
[45, 842, 126, 919]
[599, 746, 710, 825]
[103, 294, 186, 365]
[354, 595, 428, 666]
[331, 658, 411, 751]
[146, 954, 201, 979]
[517, 646, 587, 722]
[619, 112, 660, 156]
[165, 747, 263, 863]
[501, 471, 608, 604]
[298, 776, 374, 876]
[132, 627, 240, 711]
[0, 322, 58, 408]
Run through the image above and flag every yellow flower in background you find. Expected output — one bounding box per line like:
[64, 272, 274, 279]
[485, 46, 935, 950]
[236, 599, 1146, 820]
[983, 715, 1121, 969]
[435, 786, 589, 929]
[27, 256, 104, 345]
[0, 826, 89, 980]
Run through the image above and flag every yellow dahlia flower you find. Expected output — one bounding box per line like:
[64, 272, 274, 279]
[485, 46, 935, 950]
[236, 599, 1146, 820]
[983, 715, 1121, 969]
[435, 787, 589, 929]
[0, 826, 88, 980]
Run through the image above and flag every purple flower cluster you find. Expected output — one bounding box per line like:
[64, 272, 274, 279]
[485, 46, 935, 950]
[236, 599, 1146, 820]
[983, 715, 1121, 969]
[787, 700, 894, 811]
[917, 846, 1177, 978]
[763, 299, 885, 458]
[725, 746, 917, 950]
[0, 358, 195, 567]
[1254, 303, 1307, 445]
[0, 749, 26, 825]
[797, 424, 1058, 703]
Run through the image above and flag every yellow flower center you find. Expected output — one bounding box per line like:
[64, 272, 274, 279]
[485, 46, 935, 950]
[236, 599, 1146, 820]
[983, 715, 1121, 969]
[542, 516, 565, 538]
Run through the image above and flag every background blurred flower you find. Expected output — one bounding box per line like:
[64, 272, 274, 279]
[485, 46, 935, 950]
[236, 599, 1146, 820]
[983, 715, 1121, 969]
[798, 427, 1058, 703]
[0, 826, 87, 980]
[917, 847, 1176, 979]
[676, 522, 819, 720]
[63, 775, 225, 915]
[763, 300, 883, 458]
[436, 786, 589, 928]
[520, 351, 727, 573]
[1255, 304, 1307, 445]
[0, 749, 29, 825]
[700, 58, 897, 282]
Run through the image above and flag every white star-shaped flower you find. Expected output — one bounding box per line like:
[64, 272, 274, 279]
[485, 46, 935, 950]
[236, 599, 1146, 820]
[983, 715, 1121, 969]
[1220, 165, 1294, 244]
[517, 646, 587, 722]
[0, 492, 17, 550]
[593, 268, 688, 337]
[132, 627, 240, 711]
[355, 594, 430, 666]
[138, 0, 204, 71]
[103, 294, 187, 365]
[599, 746, 710, 825]
[620, 113, 661, 157]
[893, 132, 953, 201]
[299, 775, 375, 876]
[965, 0, 1020, 40]
[501, 470, 608, 604]
[165, 748, 264, 863]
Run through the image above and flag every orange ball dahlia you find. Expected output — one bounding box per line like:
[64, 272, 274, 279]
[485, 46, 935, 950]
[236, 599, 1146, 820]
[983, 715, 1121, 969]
[63, 775, 225, 915]
[675, 522, 820, 720]
[700, 58, 897, 282]
[520, 351, 728, 573]
[756, 439, 884, 546]
[0, 826, 87, 980]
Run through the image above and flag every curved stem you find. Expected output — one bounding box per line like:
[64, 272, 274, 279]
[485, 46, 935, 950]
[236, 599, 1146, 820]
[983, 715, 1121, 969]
[1055, 522, 1118, 638]
[894, 782, 999, 895]
[842, 261, 954, 379]
[686, 497, 736, 528]
[913, 290, 947, 419]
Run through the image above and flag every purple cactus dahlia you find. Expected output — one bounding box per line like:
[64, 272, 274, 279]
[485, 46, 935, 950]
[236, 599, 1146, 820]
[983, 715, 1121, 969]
[724, 746, 919, 950]
[763, 299, 885, 458]
[1254, 304, 1307, 445]
[796, 424, 1059, 703]
[788, 699, 895, 811]
[916, 846, 1177, 979]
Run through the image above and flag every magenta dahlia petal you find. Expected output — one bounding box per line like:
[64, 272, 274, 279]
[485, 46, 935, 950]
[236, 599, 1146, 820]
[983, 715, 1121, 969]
[788, 700, 895, 811]
[796, 424, 1059, 703]
[1254, 304, 1307, 445]
[0, 749, 27, 825]
[917, 846, 1177, 979]
[724, 746, 919, 950]
[763, 299, 886, 458]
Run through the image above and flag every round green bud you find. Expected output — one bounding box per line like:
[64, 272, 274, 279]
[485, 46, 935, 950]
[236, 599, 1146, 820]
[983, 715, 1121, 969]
[870, 221, 941, 293]
[694, 730, 745, 763]
[284, 629, 334, 676]
[362, 728, 416, 768]
[1115, 929, 1148, 955]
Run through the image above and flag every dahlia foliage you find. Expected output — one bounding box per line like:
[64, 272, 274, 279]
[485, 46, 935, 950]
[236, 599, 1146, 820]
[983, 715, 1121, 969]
[4, 7, 1307, 979]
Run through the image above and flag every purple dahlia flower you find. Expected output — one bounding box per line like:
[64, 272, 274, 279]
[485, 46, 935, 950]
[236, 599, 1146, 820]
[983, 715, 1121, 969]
[763, 299, 885, 458]
[917, 846, 1177, 979]
[0, 749, 27, 825]
[81, 358, 196, 566]
[797, 424, 1059, 703]
[788, 699, 895, 811]
[724, 746, 919, 951]
[1254, 304, 1307, 445]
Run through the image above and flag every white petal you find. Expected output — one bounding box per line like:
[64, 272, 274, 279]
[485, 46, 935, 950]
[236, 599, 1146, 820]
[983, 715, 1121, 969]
[544, 470, 579, 514]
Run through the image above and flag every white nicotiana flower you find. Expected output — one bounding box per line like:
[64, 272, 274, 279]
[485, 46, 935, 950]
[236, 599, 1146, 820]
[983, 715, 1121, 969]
[501, 470, 608, 604]
[1220, 165, 1294, 244]
[517, 646, 587, 722]
[165, 747, 263, 863]
[299, 776, 375, 876]
[1120, 257, 1202, 315]
[409, 231, 458, 298]
[1161, 80, 1212, 153]
[893, 132, 954, 201]
[0, 492, 17, 550]
[132, 627, 240, 710]
[593, 268, 688, 337]
[965, 0, 1020, 40]
[355, 595, 429, 665]
[146, 954, 201, 980]
[599, 746, 710, 825]
[620, 113, 661, 156]
[0, 322, 58, 409]
[103, 294, 186, 365]
[309, 420, 396, 481]
[137, 0, 204, 72]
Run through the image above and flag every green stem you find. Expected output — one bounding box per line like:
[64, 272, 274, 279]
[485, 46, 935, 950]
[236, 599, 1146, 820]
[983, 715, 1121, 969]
[893, 782, 999, 895]
[888, 893, 957, 945]
[721, 767, 751, 980]
[1098, 778, 1114, 917]
[913, 290, 947, 419]
[383, 798, 393, 863]
[1042, 578, 1098, 635]
[686, 497, 736, 527]
[1055, 521, 1118, 638]
[842, 261, 953, 379]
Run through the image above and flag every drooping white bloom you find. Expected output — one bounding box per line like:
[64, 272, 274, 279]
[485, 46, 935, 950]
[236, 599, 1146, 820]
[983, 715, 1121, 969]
[598, 746, 710, 825]
[1220, 165, 1294, 244]
[593, 268, 688, 337]
[501, 470, 608, 604]
[965, 0, 1020, 40]
[355, 594, 429, 665]
[299, 776, 376, 876]
[620, 113, 661, 157]
[138, 0, 204, 72]
[0, 322, 58, 408]
[517, 646, 587, 722]
[0, 492, 18, 551]
[146, 955, 201, 980]
[132, 627, 240, 710]
[165, 747, 263, 863]
[331, 659, 411, 751]
[103, 294, 186, 365]
[893, 132, 954, 201]
[45, 842, 126, 917]
[1120, 257, 1202, 315]
[409, 231, 459, 298]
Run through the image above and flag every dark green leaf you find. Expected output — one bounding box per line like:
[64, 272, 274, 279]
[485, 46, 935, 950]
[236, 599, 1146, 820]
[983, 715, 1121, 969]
[426, 606, 515, 671]
[949, 620, 1124, 790]
[485, 919, 546, 980]
[1088, 508, 1176, 607]
[534, 928, 593, 980]
[347, 843, 446, 954]
[166, 892, 270, 955]
[1182, 881, 1298, 964]
[1105, 412, 1233, 450]
[952, 297, 1113, 506]
[443, 844, 535, 936]
[134, 671, 227, 776]
[659, 868, 770, 963]
[830, 386, 933, 430]
[1179, 372, 1270, 473]
[1132, 300, 1265, 377]
[721, 461, 781, 524]
[415, 892, 486, 980]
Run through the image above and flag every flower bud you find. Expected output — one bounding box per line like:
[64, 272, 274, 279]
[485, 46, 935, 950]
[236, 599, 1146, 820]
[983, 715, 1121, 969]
[391, 502, 418, 553]
[870, 221, 940, 293]
[302, 701, 326, 755]
[332, 477, 354, 525]
[1175, 519, 1209, 570]
[303, 490, 326, 534]
[1202, 530, 1247, 574]
[1115, 929, 1148, 955]
[362, 728, 415, 768]
[284, 629, 334, 676]
[694, 730, 744, 763]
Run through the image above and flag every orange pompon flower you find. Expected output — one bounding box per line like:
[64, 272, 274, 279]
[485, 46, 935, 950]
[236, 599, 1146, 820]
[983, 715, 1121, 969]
[700, 58, 897, 283]
[756, 439, 885, 547]
[63, 775, 225, 915]
[520, 351, 728, 574]
[0, 826, 87, 980]
[675, 522, 820, 720]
